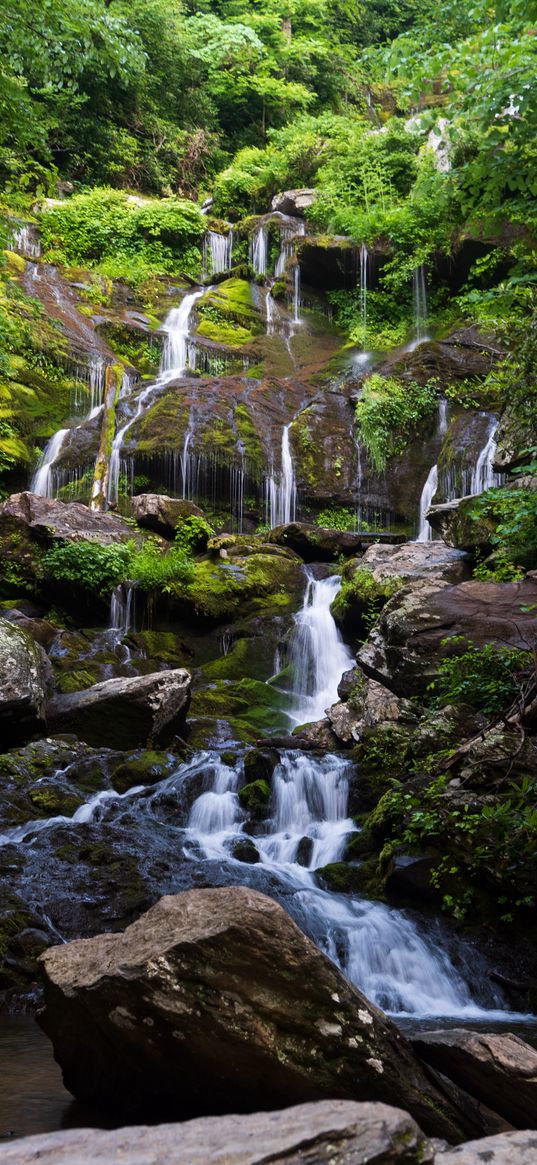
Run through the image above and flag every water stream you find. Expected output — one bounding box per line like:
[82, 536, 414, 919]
[203, 229, 233, 276]
[266, 425, 297, 527]
[416, 463, 438, 542]
[288, 572, 355, 726]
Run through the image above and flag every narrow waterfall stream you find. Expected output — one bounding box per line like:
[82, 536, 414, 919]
[30, 429, 70, 497]
[266, 424, 297, 527]
[288, 571, 355, 726]
[107, 288, 204, 503]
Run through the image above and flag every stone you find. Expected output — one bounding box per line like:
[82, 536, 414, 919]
[412, 1029, 537, 1130]
[327, 679, 415, 745]
[38, 887, 484, 1141]
[0, 491, 132, 546]
[358, 542, 470, 585]
[0, 619, 48, 747]
[271, 188, 317, 216]
[0, 1100, 436, 1164]
[385, 852, 440, 902]
[440, 1130, 537, 1164]
[2, 610, 58, 649]
[46, 669, 191, 749]
[358, 576, 537, 698]
[267, 522, 364, 562]
[427, 497, 495, 552]
[130, 494, 204, 540]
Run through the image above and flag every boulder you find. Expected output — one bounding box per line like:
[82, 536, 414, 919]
[0, 491, 132, 545]
[130, 494, 204, 540]
[38, 887, 483, 1141]
[358, 575, 537, 697]
[46, 669, 191, 748]
[427, 497, 495, 552]
[0, 619, 48, 747]
[440, 1129, 537, 1164]
[327, 679, 415, 745]
[358, 542, 470, 585]
[271, 189, 317, 216]
[267, 522, 364, 562]
[412, 1030, 537, 1130]
[0, 1100, 435, 1164]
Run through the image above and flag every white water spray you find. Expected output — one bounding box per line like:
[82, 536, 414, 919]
[416, 463, 438, 541]
[288, 571, 355, 726]
[267, 425, 296, 527]
[31, 429, 70, 497]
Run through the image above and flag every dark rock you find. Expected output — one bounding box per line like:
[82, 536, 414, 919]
[412, 1029, 537, 1130]
[130, 494, 204, 540]
[2, 610, 58, 649]
[243, 748, 279, 785]
[0, 619, 48, 747]
[358, 576, 537, 698]
[231, 838, 260, 864]
[385, 852, 440, 902]
[238, 779, 271, 815]
[338, 668, 362, 700]
[0, 491, 132, 547]
[0, 1099, 436, 1164]
[38, 887, 484, 1140]
[47, 669, 191, 748]
[267, 522, 364, 562]
[296, 836, 314, 866]
[427, 497, 495, 552]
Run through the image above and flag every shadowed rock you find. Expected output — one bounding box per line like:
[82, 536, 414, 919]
[0, 618, 48, 747]
[131, 494, 204, 540]
[38, 887, 485, 1141]
[47, 669, 191, 748]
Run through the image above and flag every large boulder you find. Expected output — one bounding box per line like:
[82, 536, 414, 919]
[327, 678, 415, 746]
[0, 492, 133, 591]
[0, 1100, 435, 1164]
[0, 619, 48, 747]
[358, 575, 537, 697]
[46, 669, 191, 748]
[357, 542, 470, 585]
[440, 1130, 537, 1164]
[38, 887, 483, 1141]
[130, 494, 204, 540]
[267, 522, 364, 562]
[413, 1030, 537, 1130]
[271, 189, 317, 216]
[427, 497, 496, 552]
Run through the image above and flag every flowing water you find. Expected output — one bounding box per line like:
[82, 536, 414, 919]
[412, 265, 429, 342]
[359, 243, 368, 338]
[107, 289, 204, 504]
[288, 572, 355, 726]
[470, 419, 503, 495]
[30, 429, 70, 497]
[203, 229, 233, 275]
[266, 425, 297, 527]
[250, 225, 268, 275]
[416, 463, 438, 541]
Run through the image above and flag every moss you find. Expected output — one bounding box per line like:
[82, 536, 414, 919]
[28, 784, 83, 816]
[238, 779, 271, 813]
[234, 402, 264, 472]
[315, 861, 370, 893]
[111, 751, 171, 793]
[197, 318, 254, 348]
[169, 551, 303, 623]
[192, 677, 288, 735]
[56, 668, 98, 693]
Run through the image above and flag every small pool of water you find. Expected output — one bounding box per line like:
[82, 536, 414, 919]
[0, 1015, 113, 1143]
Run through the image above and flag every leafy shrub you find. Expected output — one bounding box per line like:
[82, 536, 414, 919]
[429, 636, 531, 716]
[355, 374, 438, 472]
[129, 538, 194, 592]
[468, 487, 537, 572]
[42, 540, 133, 599]
[315, 506, 356, 531]
[174, 515, 214, 553]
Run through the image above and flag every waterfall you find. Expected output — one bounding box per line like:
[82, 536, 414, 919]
[267, 425, 296, 527]
[265, 289, 275, 335]
[359, 243, 368, 338]
[109, 583, 134, 637]
[176, 749, 512, 1018]
[470, 421, 502, 495]
[288, 571, 355, 726]
[108, 289, 204, 504]
[412, 265, 428, 342]
[250, 225, 268, 276]
[31, 429, 70, 497]
[416, 464, 438, 541]
[203, 229, 233, 276]
[292, 266, 301, 323]
[10, 222, 41, 260]
[438, 397, 449, 436]
[274, 228, 295, 278]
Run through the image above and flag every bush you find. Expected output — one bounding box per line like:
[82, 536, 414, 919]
[468, 487, 537, 572]
[315, 506, 356, 531]
[355, 374, 438, 472]
[429, 636, 532, 716]
[42, 540, 133, 599]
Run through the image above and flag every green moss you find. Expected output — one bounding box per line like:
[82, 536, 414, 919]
[111, 751, 171, 793]
[197, 318, 254, 348]
[238, 779, 271, 812]
[56, 668, 98, 693]
[28, 785, 83, 816]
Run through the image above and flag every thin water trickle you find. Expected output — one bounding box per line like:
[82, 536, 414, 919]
[413, 265, 429, 342]
[416, 463, 438, 542]
[266, 425, 297, 527]
[470, 419, 503, 495]
[30, 430, 70, 497]
[203, 229, 233, 276]
[359, 243, 368, 338]
[250, 225, 268, 276]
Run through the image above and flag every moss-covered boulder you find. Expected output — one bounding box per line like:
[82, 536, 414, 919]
[168, 550, 304, 624]
[238, 779, 271, 814]
[0, 617, 48, 747]
[427, 496, 496, 552]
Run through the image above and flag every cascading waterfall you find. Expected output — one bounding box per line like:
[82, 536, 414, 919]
[30, 429, 70, 497]
[470, 420, 503, 495]
[292, 265, 301, 323]
[250, 225, 268, 276]
[359, 243, 368, 338]
[107, 289, 204, 504]
[288, 571, 355, 726]
[416, 463, 438, 541]
[412, 264, 429, 342]
[203, 229, 233, 276]
[10, 222, 41, 260]
[438, 397, 449, 436]
[267, 425, 296, 527]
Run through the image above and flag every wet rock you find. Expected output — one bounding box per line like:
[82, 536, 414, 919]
[412, 1030, 537, 1130]
[427, 497, 495, 552]
[130, 494, 204, 540]
[440, 1130, 537, 1164]
[271, 189, 317, 216]
[385, 853, 440, 902]
[47, 669, 191, 748]
[0, 1099, 436, 1164]
[238, 779, 271, 815]
[0, 491, 132, 548]
[0, 619, 48, 747]
[358, 576, 537, 698]
[231, 838, 260, 864]
[243, 748, 279, 785]
[358, 542, 470, 585]
[338, 667, 362, 700]
[327, 680, 415, 746]
[38, 887, 484, 1140]
[267, 522, 363, 562]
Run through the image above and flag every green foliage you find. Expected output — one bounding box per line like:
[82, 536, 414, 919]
[315, 506, 356, 531]
[429, 636, 531, 715]
[129, 538, 194, 593]
[174, 515, 215, 553]
[355, 374, 438, 472]
[468, 487, 537, 571]
[40, 190, 205, 285]
[332, 567, 403, 629]
[42, 540, 133, 599]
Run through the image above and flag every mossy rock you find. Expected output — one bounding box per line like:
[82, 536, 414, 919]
[111, 751, 172, 793]
[238, 779, 271, 814]
[231, 837, 260, 864]
[27, 783, 84, 817]
[243, 748, 279, 785]
[169, 551, 304, 624]
[315, 861, 371, 894]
